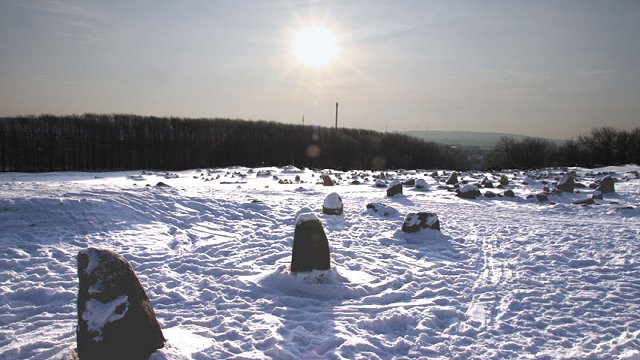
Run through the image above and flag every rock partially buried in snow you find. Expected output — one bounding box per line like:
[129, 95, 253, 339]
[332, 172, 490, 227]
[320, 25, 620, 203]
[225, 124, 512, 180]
[76, 248, 164, 360]
[456, 184, 481, 199]
[322, 192, 343, 215]
[386, 180, 403, 197]
[499, 175, 509, 186]
[291, 212, 331, 272]
[596, 175, 615, 194]
[557, 174, 575, 193]
[503, 189, 516, 198]
[402, 212, 440, 233]
[366, 203, 398, 217]
[414, 178, 428, 190]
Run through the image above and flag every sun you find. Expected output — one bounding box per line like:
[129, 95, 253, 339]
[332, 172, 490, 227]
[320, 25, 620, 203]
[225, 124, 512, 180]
[292, 27, 339, 67]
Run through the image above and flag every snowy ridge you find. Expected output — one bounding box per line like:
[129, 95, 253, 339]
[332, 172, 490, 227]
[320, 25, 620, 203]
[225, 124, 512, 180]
[0, 166, 639, 359]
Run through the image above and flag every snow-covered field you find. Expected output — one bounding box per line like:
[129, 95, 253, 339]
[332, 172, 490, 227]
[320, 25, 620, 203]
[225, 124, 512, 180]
[1, 165, 639, 359]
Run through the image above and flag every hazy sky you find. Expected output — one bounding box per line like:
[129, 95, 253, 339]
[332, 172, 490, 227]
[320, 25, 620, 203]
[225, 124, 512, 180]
[1, 0, 639, 138]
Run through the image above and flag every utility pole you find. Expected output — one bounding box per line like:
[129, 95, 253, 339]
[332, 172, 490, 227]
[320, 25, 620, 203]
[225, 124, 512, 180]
[335, 102, 339, 129]
[302, 114, 305, 126]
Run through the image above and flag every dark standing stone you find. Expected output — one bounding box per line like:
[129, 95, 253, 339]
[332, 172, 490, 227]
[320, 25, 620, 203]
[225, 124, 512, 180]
[503, 189, 516, 198]
[557, 174, 575, 193]
[402, 212, 440, 233]
[386, 180, 403, 197]
[481, 177, 494, 188]
[321, 174, 334, 186]
[499, 175, 509, 186]
[403, 179, 416, 186]
[291, 213, 331, 272]
[596, 175, 615, 194]
[76, 248, 164, 360]
[322, 192, 344, 215]
[446, 172, 459, 185]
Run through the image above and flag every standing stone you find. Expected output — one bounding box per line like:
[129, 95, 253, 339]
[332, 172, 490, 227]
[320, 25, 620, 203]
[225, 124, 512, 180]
[76, 248, 164, 360]
[321, 174, 334, 186]
[386, 180, 403, 197]
[596, 175, 615, 194]
[446, 172, 459, 185]
[557, 174, 575, 193]
[291, 213, 330, 272]
[499, 175, 509, 186]
[322, 192, 344, 215]
[481, 177, 494, 188]
[402, 212, 440, 233]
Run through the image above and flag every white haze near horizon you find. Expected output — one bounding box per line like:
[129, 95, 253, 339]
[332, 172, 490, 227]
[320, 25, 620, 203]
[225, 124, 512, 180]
[0, 0, 639, 139]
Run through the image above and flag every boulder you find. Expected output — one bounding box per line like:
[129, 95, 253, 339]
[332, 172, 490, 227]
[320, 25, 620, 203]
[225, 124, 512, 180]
[456, 184, 481, 199]
[557, 174, 575, 193]
[321, 174, 334, 186]
[322, 192, 343, 215]
[375, 179, 387, 188]
[76, 248, 165, 360]
[484, 191, 497, 198]
[402, 212, 440, 233]
[596, 175, 615, 194]
[445, 172, 459, 185]
[366, 203, 397, 217]
[503, 189, 516, 198]
[291, 213, 331, 272]
[414, 179, 428, 190]
[386, 180, 403, 197]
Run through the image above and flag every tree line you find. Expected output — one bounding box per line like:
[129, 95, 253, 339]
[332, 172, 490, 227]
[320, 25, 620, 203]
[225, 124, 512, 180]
[0, 114, 470, 172]
[487, 127, 640, 169]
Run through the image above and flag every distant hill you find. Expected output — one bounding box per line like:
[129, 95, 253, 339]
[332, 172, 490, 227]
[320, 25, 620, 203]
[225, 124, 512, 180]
[402, 130, 561, 149]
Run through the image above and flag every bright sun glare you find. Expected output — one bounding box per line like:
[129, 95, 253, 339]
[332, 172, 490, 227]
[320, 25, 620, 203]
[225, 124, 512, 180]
[293, 27, 338, 67]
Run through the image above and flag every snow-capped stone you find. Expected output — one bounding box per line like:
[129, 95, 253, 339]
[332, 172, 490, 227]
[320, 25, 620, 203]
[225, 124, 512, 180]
[366, 203, 398, 217]
[296, 211, 318, 225]
[322, 192, 343, 215]
[402, 212, 440, 233]
[291, 212, 330, 272]
[375, 179, 387, 188]
[557, 174, 575, 193]
[76, 248, 164, 360]
[596, 175, 615, 193]
[386, 180, 403, 197]
[414, 178, 429, 190]
[456, 184, 481, 199]
[446, 172, 459, 185]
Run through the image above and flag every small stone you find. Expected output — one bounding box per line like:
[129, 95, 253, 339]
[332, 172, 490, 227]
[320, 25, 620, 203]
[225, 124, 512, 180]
[456, 184, 481, 199]
[504, 190, 516, 198]
[484, 191, 496, 198]
[574, 198, 595, 205]
[557, 174, 575, 193]
[535, 193, 548, 202]
[414, 179, 428, 190]
[366, 203, 397, 217]
[321, 174, 334, 186]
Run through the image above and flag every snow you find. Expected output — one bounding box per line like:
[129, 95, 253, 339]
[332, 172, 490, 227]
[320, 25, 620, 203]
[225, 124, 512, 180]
[296, 212, 319, 225]
[82, 295, 129, 339]
[0, 165, 639, 359]
[460, 183, 479, 193]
